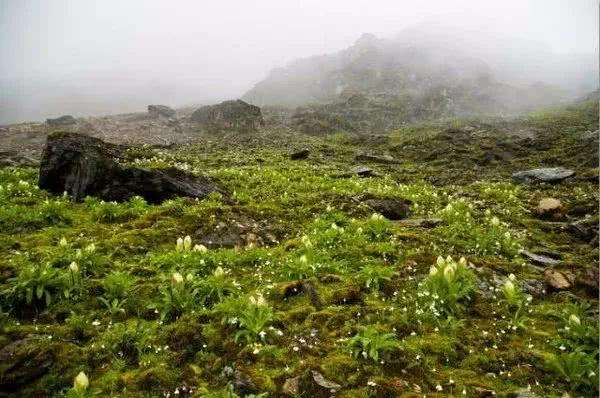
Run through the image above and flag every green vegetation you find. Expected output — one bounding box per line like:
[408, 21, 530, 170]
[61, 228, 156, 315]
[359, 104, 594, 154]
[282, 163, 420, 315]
[0, 101, 597, 397]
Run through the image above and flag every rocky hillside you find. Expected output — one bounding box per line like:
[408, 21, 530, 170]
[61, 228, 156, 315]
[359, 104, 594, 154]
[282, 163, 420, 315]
[242, 32, 571, 121]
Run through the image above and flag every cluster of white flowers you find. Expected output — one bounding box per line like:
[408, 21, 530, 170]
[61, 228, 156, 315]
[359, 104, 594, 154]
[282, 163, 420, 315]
[175, 235, 207, 253]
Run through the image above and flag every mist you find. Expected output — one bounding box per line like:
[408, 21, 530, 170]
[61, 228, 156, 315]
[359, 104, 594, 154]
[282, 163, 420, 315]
[1, 0, 598, 125]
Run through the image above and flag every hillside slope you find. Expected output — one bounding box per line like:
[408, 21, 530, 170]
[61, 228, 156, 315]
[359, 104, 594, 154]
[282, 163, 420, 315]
[0, 99, 598, 397]
[242, 32, 574, 120]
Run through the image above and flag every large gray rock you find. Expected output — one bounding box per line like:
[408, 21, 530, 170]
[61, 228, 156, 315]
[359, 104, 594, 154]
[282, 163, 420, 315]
[147, 104, 176, 118]
[364, 198, 411, 220]
[191, 99, 263, 132]
[39, 132, 223, 203]
[511, 167, 574, 183]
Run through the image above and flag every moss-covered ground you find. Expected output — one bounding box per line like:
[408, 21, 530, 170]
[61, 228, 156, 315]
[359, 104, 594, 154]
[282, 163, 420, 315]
[0, 100, 598, 397]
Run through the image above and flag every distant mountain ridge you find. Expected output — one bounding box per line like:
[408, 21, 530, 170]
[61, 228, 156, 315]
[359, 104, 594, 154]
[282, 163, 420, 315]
[242, 28, 595, 119]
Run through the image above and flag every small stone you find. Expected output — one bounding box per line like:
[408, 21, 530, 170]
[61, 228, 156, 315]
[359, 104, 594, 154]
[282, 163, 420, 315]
[544, 269, 573, 290]
[536, 198, 563, 219]
[311, 370, 341, 392]
[522, 279, 546, 297]
[521, 250, 561, 266]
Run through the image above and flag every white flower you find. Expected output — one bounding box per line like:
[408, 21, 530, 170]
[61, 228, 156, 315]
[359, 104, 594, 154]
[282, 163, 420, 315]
[569, 314, 581, 326]
[183, 235, 192, 251]
[69, 262, 79, 273]
[249, 293, 267, 306]
[503, 279, 515, 295]
[193, 244, 207, 253]
[508, 273, 516, 281]
[176, 237, 184, 252]
[367, 380, 377, 387]
[92, 320, 100, 326]
[171, 272, 184, 284]
[85, 243, 96, 253]
[59, 237, 68, 247]
[436, 384, 443, 391]
[73, 371, 89, 391]
[490, 216, 500, 226]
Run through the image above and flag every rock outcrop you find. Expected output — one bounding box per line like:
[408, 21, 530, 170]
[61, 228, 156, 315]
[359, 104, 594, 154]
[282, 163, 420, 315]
[147, 105, 176, 119]
[38, 132, 223, 203]
[46, 115, 77, 127]
[191, 100, 263, 132]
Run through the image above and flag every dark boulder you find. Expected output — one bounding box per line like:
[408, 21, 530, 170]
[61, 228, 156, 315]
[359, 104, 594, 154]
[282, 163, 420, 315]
[364, 198, 411, 220]
[46, 115, 77, 127]
[334, 166, 378, 178]
[147, 105, 176, 119]
[38, 132, 223, 204]
[576, 267, 599, 295]
[512, 167, 574, 184]
[290, 148, 310, 160]
[191, 99, 263, 132]
[568, 218, 599, 245]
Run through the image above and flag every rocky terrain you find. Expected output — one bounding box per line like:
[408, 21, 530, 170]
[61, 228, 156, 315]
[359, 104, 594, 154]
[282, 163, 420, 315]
[242, 32, 571, 120]
[0, 94, 598, 397]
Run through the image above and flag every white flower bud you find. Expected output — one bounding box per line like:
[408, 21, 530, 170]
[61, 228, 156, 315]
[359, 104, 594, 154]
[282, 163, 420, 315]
[74, 371, 89, 391]
[171, 272, 184, 284]
[193, 244, 207, 253]
[69, 262, 79, 273]
[183, 235, 192, 251]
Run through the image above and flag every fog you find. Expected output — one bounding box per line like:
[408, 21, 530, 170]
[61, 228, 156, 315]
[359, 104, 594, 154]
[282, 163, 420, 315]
[1, 0, 598, 124]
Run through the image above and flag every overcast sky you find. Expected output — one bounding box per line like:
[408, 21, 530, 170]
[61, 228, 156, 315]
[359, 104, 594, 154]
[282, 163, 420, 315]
[0, 0, 598, 123]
